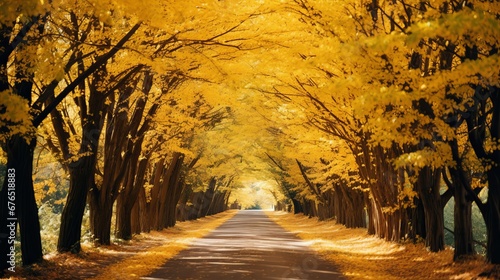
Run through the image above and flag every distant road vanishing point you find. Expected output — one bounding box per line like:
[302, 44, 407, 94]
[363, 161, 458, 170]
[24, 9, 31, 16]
[143, 210, 346, 280]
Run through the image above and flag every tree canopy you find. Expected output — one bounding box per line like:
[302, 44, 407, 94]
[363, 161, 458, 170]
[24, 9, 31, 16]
[1, 0, 500, 274]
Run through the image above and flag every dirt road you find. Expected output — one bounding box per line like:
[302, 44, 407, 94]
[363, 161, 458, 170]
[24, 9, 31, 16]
[143, 210, 345, 280]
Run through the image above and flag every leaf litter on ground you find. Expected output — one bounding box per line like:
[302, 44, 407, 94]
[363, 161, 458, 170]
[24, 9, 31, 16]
[4, 210, 237, 280]
[266, 211, 500, 280]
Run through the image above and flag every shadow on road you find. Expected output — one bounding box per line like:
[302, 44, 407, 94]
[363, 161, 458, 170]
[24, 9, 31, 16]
[143, 210, 345, 280]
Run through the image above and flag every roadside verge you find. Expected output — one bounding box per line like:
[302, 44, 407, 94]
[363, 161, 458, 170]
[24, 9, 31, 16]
[265, 211, 497, 280]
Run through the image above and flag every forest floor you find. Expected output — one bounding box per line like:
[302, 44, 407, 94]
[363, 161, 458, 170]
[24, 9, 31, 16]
[3, 210, 500, 280]
[266, 211, 500, 280]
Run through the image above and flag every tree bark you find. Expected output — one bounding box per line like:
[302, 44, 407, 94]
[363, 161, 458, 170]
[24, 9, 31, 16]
[116, 156, 149, 240]
[0, 136, 43, 267]
[354, 141, 407, 241]
[484, 89, 500, 263]
[88, 199, 114, 245]
[336, 181, 366, 228]
[291, 198, 303, 214]
[485, 168, 500, 263]
[415, 166, 445, 252]
[446, 138, 476, 259]
[200, 177, 217, 218]
[148, 159, 165, 230]
[189, 191, 204, 220]
[162, 153, 184, 228]
[58, 122, 102, 252]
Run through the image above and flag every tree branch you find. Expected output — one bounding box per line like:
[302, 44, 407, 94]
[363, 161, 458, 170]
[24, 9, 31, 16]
[33, 22, 142, 127]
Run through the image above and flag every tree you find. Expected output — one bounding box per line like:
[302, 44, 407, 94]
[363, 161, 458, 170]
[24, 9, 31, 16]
[1, 3, 141, 266]
[0, 12, 44, 269]
[356, 1, 500, 261]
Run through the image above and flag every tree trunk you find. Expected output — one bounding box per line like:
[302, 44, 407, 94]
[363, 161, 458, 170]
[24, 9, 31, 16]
[177, 185, 193, 222]
[116, 156, 148, 240]
[88, 198, 113, 245]
[448, 139, 475, 259]
[138, 184, 150, 232]
[302, 198, 312, 217]
[200, 178, 217, 218]
[156, 153, 183, 229]
[486, 168, 500, 263]
[332, 188, 342, 223]
[291, 198, 303, 214]
[58, 124, 101, 253]
[415, 166, 445, 252]
[485, 89, 500, 263]
[405, 198, 426, 243]
[0, 136, 43, 268]
[189, 191, 204, 220]
[317, 189, 335, 221]
[148, 159, 165, 230]
[130, 196, 141, 235]
[464, 86, 500, 264]
[453, 185, 474, 260]
[364, 192, 375, 235]
[162, 153, 184, 228]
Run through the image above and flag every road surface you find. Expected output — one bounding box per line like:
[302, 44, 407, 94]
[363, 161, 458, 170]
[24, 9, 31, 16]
[143, 210, 345, 280]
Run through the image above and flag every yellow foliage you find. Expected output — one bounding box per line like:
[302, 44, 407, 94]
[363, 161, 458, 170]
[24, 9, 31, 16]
[394, 143, 454, 170]
[0, 0, 43, 25]
[33, 179, 57, 204]
[0, 90, 35, 142]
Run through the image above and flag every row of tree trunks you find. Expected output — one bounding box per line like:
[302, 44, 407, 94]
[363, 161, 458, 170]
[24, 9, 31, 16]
[285, 134, 449, 251]
[289, 137, 483, 259]
[116, 156, 149, 240]
[89, 72, 143, 245]
[286, 132, 491, 261]
[352, 141, 407, 242]
[144, 153, 185, 231]
[178, 189, 229, 221]
[199, 177, 217, 218]
[302, 198, 317, 218]
[283, 129, 468, 256]
[280, 165, 367, 228]
[158, 152, 185, 229]
[116, 151, 232, 239]
[333, 183, 366, 228]
[274, 201, 287, 211]
[317, 190, 334, 221]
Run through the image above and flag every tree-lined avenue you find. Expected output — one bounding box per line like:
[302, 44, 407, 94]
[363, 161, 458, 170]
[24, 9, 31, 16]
[1, 1, 500, 278]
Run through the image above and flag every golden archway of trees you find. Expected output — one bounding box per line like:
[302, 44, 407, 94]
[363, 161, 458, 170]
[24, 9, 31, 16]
[1, 0, 500, 273]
